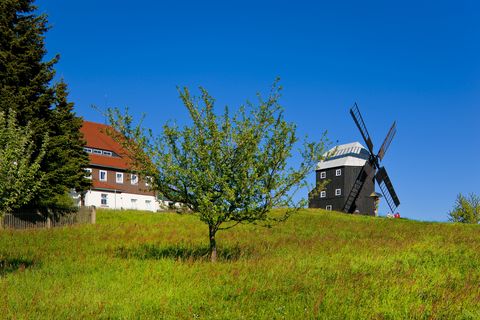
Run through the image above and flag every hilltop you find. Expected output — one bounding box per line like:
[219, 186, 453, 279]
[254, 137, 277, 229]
[1, 209, 479, 319]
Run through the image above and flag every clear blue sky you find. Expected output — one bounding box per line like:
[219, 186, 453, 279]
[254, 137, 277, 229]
[37, 0, 479, 221]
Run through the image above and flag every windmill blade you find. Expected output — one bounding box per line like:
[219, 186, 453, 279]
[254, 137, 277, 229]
[377, 121, 397, 161]
[375, 166, 400, 212]
[350, 103, 375, 156]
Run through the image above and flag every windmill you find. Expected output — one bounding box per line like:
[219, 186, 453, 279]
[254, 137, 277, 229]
[345, 103, 400, 214]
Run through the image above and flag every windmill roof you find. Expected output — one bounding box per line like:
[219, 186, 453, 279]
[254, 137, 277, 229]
[316, 142, 370, 170]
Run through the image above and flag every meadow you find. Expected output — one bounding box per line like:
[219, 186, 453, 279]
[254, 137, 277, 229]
[1, 209, 480, 319]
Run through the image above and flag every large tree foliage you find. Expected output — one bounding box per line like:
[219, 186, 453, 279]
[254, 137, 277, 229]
[0, 0, 90, 207]
[0, 111, 47, 217]
[108, 83, 329, 261]
[448, 193, 480, 224]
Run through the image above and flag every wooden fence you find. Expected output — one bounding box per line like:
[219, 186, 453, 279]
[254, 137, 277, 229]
[1, 206, 96, 230]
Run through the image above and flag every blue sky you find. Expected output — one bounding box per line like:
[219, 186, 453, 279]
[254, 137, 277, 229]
[37, 0, 479, 221]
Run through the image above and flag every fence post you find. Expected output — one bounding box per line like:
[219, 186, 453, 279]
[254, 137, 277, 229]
[46, 216, 51, 229]
[90, 207, 96, 224]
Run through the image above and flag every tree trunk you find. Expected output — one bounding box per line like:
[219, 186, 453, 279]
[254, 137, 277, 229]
[209, 225, 217, 262]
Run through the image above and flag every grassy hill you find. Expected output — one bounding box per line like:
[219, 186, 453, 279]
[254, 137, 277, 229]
[1, 209, 480, 319]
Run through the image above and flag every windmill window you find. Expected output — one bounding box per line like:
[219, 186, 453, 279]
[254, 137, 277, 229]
[336, 169, 342, 176]
[326, 205, 332, 211]
[335, 189, 342, 196]
[320, 171, 326, 179]
[99, 170, 107, 181]
[320, 191, 326, 198]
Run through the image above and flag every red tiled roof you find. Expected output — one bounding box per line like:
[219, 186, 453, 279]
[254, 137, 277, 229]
[81, 121, 132, 170]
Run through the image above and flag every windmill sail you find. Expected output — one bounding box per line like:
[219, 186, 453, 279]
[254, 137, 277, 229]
[375, 167, 400, 212]
[377, 121, 397, 161]
[350, 103, 375, 156]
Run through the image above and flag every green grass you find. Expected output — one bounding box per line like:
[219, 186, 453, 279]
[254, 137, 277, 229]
[1, 209, 480, 319]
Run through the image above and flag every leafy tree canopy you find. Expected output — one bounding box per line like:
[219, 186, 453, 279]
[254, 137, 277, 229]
[0, 0, 90, 207]
[0, 110, 47, 217]
[448, 193, 480, 224]
[107, 82, 329, 261]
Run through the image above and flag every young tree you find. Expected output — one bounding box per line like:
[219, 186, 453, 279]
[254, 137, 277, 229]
[0, 0, 90, 207]
[0, 111, 47, 217]
[448, 193, 480, 224]
[108, 83, 329, 261]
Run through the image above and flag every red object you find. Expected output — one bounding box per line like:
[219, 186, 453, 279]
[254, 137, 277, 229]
[80, 121, 133, 170]
[394, 213, 400, 219]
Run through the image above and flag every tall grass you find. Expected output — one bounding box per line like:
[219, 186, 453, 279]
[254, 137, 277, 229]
[1, 209, 480, 319]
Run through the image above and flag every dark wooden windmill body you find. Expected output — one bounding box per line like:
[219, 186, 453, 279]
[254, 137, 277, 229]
[308, 104, 400, 215]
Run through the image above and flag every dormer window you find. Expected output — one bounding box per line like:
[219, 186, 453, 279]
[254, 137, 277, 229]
[84, 147, 114, 157]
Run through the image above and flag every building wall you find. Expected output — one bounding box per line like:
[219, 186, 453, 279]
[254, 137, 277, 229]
[309, 165, 376, 215]
[309, 166, 348, 210]
[83, 190, 167, 212]
[88, 166, 153, 196]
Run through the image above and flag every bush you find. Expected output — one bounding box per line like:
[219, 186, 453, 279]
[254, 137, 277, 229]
[448, 193, 480, 223]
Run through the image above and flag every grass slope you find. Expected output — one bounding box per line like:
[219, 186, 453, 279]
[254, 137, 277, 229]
[1, 209, 480, 319]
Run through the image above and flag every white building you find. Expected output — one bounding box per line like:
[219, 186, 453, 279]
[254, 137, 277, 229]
[76, 121, 165, 211]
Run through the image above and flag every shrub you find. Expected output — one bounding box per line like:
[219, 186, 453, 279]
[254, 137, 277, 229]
[448, 193, 480, 223]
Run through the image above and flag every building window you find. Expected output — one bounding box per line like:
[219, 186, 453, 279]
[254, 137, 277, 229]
[320, 191, 326, 198]
[320, 171, 326, 179]
[326, 205, 332, 211]
[99, 170, 107, 181]
[131, 174, 138, 185]
[145, 200, 151, 210]
[93, 149, 102, 155]
[336, 169, 342, 176]
[83, 147, 92, 153]
[102, 150, 113, 156]
[116, 172, 123, 184]
[145, 176, 152, 187]
[101, 193, 108, 206]
[131, 198, 137, 209]
[85, 168, 92, 179]
[335, 188, 342, 196]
